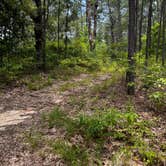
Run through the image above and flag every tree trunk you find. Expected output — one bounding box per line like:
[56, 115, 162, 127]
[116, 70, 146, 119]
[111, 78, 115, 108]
[86, 0, 93, 51]
[126, 0, 136, 95]
[32, 0, 46, 70]
[92, 0, 98, 50]
[162, 1, 166, 66]
[57, 0, 60, 53]
[117, 0, 122, 41]
[138, 0, 144, 51]
[42, 0, 47, 71]
[79, 0, 83, 32]
[145, 0, 153, 66]
[65, 1, 69, 57]
[34, 15, 43, 69]
[135, 0, 139, 52]
[108, 0, 115, 44]
[156, 0, 164, 62]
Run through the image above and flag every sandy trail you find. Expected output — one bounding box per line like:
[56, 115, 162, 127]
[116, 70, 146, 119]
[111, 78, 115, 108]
[0, 73, 110, 131]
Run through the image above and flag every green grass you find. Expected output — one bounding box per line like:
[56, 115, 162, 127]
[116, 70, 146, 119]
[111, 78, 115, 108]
[24, 130, 43, 149]
[21, 74, 53, 90]
[42, 107, 165, 165]
[51, 140, 88, 166]
[59, 77, 92, 92]
[90, 71, 123, 95]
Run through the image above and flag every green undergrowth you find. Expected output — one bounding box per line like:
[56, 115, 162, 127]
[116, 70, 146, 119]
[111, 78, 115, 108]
[91, 68, 124, 95]
[51, 140, 88, 166]
[21, 74, 53, 90]
[137, 63, 166, 111]
[24, 130, 43, 149]
[59, 77, 92, 92]
[0, 54, 112, 90]
[40, 107, 165, 165]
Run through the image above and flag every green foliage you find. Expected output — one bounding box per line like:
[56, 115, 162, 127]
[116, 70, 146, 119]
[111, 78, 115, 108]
[44, 107, 152, 142]
[107, 41, 128, 59]
[139, 64, 166, 110]
[42, 108, 77, 133]
[139, 148, 159, 165]
[47, 39, 88, 59]
[0, 55, 34, 86]
[42, 107, 67, 128]
[22, 74, 53, 90]
[24, 130, 43, 149]
[51, 140, 88, 166]
[141, 22, 165, 56]
[0, 40, 112, 89]
[91, 70, 123, 95]
[59, 53, 107, 73]
[76, 108, 150, 142]
[141, 65, 165, 89]
[149, 91, 166, 109]
[43, 106, 164, 165]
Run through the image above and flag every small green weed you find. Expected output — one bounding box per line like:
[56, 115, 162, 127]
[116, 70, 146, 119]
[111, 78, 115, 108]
[23, 74, 53, 90]
[51, 140, 88, 166]
[42, 107, 67, 128]
[149, 91, 166, 110]
[42, 107, 77, 134]
[24, 130, 43, 149]
[59, 82, 78, 92]
[91, 72, 122, 95]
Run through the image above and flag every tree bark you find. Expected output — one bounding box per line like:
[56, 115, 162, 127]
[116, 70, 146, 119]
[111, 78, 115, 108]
[126, 0, 136, 95]
[65, 1, 69, 57]
[138, 0, 144, 51]
[31, 0, 47, 70]
[33, 0, 43, 69]
[79, 0, 84, 32]
[162, 1, 166, 66]
[156, 0, 164, 62]
[135, 0, 139, 52]
[92, 0, 98, 50]
[57, 0, 61, 53]
[86, 0, 93, 51]
[145, 0, 153, 66]
[108, 0, 115, 44]
[42, 0, 47, 71]
[117, 0, 122, 41]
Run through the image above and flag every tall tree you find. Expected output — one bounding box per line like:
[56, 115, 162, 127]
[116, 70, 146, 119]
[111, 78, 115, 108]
[116, 0, 122, 41]
[156, 0, 164, 62]
[135, 0, 139, 51]
[21, 0, 50, 70]
[65, 0, 69, 57]
[86, 0, 93, 50]
[57, 0, 61, 52]
[32, 0, 43, 69]
[126, 0, 136, 95]
[161, 0, 166, 66]
[145, 0, 153, 66]
[92, 0, 98, 50]
[138, 0, 144, 51]
[86, 0, 98, 51]
[107, 0, 115, 44]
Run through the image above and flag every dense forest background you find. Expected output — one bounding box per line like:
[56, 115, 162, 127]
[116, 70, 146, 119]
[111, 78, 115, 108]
[0, 0, 166, 165]
[0, 0, 166, 94]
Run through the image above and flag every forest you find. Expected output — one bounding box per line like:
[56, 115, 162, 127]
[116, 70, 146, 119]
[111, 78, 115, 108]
[0, 0, 166, 165]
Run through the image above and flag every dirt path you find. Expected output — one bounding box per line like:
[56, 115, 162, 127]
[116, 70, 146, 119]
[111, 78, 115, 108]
[0, 73, 112, 165]
[0, 73, 110, 131]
